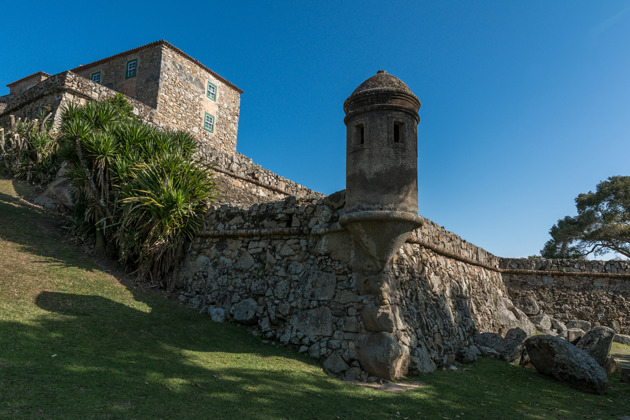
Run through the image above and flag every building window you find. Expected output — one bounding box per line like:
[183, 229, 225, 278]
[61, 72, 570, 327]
[355, 123, 365, 145]
[203, 112, 215, 133]
[126, 59, 137, 79]
[393, 121, 404, 143]
[206, 81, 217, 101]
[90, 71, 102, 84]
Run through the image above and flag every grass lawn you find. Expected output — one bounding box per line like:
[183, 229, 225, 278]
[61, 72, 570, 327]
[1, 177, 629, 419]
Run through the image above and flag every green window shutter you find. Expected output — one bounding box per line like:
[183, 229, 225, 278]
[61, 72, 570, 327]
[90, 71, 102, 83]
[203, 112, 215, 133]
[126, 59, 137, 79]
[206, 80, 217, 101]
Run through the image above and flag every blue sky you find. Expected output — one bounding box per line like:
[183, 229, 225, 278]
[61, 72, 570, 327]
[2, 1, 629, 258]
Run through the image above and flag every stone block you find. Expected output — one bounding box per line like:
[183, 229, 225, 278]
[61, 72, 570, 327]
[232, 298, 257, 324]
[576, 326, 615, 366]
[290, 307, 333, 337]
[358, 332, 409, 380]
[566, 320, 592, 331]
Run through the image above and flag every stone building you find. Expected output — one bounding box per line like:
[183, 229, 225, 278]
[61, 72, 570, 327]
[1, 41, 318, 203]
[1, 40, 242, 155]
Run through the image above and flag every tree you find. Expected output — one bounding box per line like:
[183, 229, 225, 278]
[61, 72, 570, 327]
[541, 176, 630, 259]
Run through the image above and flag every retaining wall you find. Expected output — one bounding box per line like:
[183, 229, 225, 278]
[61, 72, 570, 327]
[501, 258, 630, 334]
[176, 192, 524, 377]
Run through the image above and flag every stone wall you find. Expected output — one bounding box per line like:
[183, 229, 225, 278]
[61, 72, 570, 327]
[73, 44, 162, 108]
[197, 144, 322, 206]
[175, 193, 524, 378]
[158, 44, 241, 155]
[501, 258, 630, 334]
[0, 72, 156, 130]
[2, 41, 241, 155]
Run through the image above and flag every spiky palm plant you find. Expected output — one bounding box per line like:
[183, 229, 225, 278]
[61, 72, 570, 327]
[60, 97, 218, 287]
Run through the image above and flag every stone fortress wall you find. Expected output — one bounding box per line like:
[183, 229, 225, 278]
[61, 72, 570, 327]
[501, 258, 630, 334]
[176, 191, 522, 378]
[174, 70, 539, 380]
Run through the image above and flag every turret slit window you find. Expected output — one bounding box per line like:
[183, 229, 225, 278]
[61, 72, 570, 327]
[393, 121, 404, 143]
[354, 123, 365, 145]
[203, 112, 215, 133]
[206, 81, 217, 101]
[90, 71, 102, 84]
[126, 59, 137, 79]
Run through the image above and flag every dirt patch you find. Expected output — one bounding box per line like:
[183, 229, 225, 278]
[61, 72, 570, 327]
[350, 380, 425, 393]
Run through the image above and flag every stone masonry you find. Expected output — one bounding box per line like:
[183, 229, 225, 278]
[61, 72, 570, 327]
[2, 40, 242, 155]
[501, 258, 630, 334]
[175, 71, 534, 380]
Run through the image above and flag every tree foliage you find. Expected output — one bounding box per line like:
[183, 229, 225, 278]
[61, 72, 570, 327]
[59, 97, 219, 288]
[541, 176, 630, 259]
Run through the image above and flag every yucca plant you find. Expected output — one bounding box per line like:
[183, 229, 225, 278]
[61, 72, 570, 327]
[60, 96, 219, 286]
[0, 112, 60, 184]
[117, 157, 218, 288]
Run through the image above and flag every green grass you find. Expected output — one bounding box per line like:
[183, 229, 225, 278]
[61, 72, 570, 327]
[1, 177, 629, 419]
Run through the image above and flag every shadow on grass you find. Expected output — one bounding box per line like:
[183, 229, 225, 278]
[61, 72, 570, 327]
[0, 187, 103, 275]
[0, 291, 438, 419]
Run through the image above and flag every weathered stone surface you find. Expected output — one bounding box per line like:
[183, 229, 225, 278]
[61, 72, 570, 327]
[474, 333, 503, 351]
[473, 328, 526, 363]
[290, 307, 333, 337]
[530, 313, 552, 332]
[358, 332, 409, 380]
[502, 328, 527, 363]
[235, 251, 255, 271]
[567, 320, 592, 331]
[344, 366, 363, 381]
[232, 298, 257, 323]
[209, 307, 225, 323]
[614, 334, 630, 346]
[456, 345, 480, 364]
[323, 351, 350, 374]
[515, 295, 540, 315]
[361, 304, 402, 333]
[502, 258, 630, 336]
[567, 328, 586, 344]
[621, 366, 630, 384]
[310, 271, 336, 300]
[550, 318, 568, 336]
[525, 335, 608, 394]
[34, 176, 74, 210]
[496, 298, 536, 336]
[576, 326, 615, 366]
[603, 356, 617, 375]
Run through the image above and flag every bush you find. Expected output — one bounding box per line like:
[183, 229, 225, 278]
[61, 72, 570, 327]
[59, 98, 218, 288]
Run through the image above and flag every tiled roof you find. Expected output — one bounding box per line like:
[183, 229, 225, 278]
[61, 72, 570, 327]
[6, 71, 52, 87]
[69, 40, 243, 93]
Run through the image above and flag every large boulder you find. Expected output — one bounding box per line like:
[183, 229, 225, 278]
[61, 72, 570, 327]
[496, 298, 536, 336]
[530, 313, 552, 332]
[613, 334, 630, 346]
[567, 328, 586, 344]
[524, 335, 607, 394]
[34, 176, 75, 211]
[456, 345, 480, 364]
[515, 295, 540, 315]
[232, 298, 258, 324]
[566, 320, 592, 331]
[576, 326, 615, 366]
[473, 328, 527, 363]
[358, 332, 409, 380]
